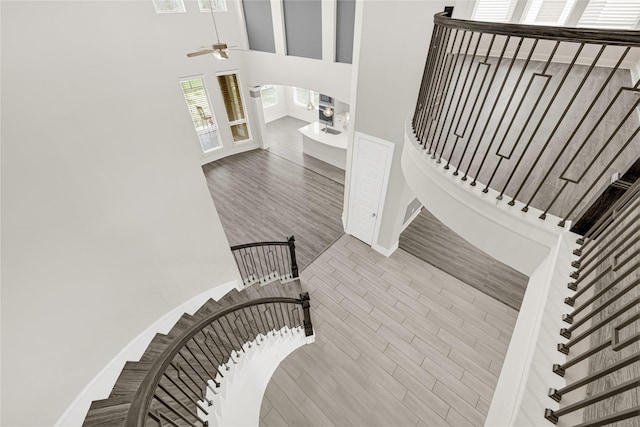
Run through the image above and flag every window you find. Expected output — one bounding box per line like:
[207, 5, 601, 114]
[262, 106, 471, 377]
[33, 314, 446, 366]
[217, 72, 251, 143]
[578, 0, 640, 29]
[472, 0, 518, 22]
[261, 85, 278, 108]
[152, 0, 185, 13]
[180, 77, 220, 153]
[293, 87, 319, 108]
[522, 0, 576, 25]
[198, 0, 226, 12]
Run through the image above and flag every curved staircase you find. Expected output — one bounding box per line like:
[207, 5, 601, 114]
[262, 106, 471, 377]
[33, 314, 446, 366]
[82, 237, 313, 426]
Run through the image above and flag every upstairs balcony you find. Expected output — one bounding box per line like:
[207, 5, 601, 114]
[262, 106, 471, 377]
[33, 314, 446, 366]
[402, 9, 639, 427]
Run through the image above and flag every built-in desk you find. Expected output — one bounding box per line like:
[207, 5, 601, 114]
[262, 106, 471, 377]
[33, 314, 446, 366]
[298, 122, 348, 170]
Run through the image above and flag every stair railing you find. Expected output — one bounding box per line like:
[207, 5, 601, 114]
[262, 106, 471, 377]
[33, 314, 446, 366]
[125, 294, 313, 426]
[231, 236, 299, 287]
[412, 9, 640, 227]
[544, 179, 639, 425]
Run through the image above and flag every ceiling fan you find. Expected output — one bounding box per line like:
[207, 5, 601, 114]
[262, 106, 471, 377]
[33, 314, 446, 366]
[186, 0, 232, 60]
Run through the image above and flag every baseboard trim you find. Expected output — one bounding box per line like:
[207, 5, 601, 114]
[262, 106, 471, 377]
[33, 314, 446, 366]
[372, 241, 399, 257]
[55, 279, 240, 427]
[264, 112, 288, 124]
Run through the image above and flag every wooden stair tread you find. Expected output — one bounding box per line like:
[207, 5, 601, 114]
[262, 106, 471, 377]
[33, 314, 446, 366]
[83, 277, 306, 426]
[83, 396, 131, 426]
[140, 333, 173, 362]
[110, 361, 155, 398]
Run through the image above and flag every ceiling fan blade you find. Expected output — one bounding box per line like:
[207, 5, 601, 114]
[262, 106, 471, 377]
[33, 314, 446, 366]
[186, 49, 214, 58]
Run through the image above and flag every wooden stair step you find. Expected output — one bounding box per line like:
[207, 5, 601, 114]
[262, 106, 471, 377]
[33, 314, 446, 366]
[82, 396, 132, 426]
[109, 361, 155, 398]
[192, 298, 224, 321]
[166, 313, 196, 339]
[218, 289, 248, 306]
[140, 333, 173, 362]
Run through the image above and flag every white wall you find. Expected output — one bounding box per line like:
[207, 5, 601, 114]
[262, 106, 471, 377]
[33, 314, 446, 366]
[1, 1, 245, 425]
[262, 85, 289, 123]
[262, 85, 351, 126]
[347, 0, 449, 252]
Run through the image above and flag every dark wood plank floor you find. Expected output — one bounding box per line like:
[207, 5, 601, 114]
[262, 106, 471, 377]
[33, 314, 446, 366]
[400, 208, 528, 310]
[202, 149, 345, 271]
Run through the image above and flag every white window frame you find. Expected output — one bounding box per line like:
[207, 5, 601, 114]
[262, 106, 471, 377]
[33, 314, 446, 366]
[179, 75, 221, 153]
[293, 87, 319, 108]
[217, 70, 252, 144]
[521, 0, 577, 26]
[260, 85, 278, 108]
[198, 0, 227, 13]
[577, 0, 640, 29]
[469, 0, 640, 29]
[152, 0, 185, 14]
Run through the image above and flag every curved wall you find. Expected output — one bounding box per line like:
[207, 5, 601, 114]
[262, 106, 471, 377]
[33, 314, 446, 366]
[401, 119, 564, 276]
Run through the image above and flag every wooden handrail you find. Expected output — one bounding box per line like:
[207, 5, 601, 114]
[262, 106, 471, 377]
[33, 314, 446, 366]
[125, 296, 310, 426]
[433, 12, 640, 46]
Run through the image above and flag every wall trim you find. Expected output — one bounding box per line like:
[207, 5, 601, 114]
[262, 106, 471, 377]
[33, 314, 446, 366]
[372, 240, 399, 258]
[264, 111, 289, 123]
[55, 280, 239, 427]
[401, 205, 423, 233]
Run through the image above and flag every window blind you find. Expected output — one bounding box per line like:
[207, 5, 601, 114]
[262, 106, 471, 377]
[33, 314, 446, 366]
[198, 0, 226, 12]
[179, 77, 219, 151]
[293, 88, 319, 107]
[217, 74, 245, 123]
[217, 73, 250, 142]
[152, 0, 185, 13]
[577, 0, 640, 29]
[472, 0, 518, 22]
[522, 0, 576, 25]
[261, 85, 278, 108]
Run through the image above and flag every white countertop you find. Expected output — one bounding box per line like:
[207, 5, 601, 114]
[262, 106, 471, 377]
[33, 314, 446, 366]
[298, 122, 348, 150]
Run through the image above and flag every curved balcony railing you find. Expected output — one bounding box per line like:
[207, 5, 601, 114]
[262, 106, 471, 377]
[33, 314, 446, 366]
[125, 295, 313, 426]
[412, 11, 640, 228]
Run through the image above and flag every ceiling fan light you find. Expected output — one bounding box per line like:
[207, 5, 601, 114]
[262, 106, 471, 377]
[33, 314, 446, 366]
[213, 49, 229, 60]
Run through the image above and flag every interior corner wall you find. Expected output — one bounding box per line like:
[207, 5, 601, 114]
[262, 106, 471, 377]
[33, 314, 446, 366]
[0, 1, 244, 425]
[351, 0, 448, 251]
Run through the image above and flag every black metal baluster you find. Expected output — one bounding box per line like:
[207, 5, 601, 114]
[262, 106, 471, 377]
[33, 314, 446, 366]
[482, 38, 539, 192]
[470, 37, 524, 184]
[430, 29, 468, 154]
[433, 31, 475, 160]
[455, 34, 497, 178]
[535, 75, 640, 220]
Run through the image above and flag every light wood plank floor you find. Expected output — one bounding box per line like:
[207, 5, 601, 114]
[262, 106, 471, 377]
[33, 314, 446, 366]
[202, 149, 345, 270]
[261, 234, 518, 427]
[400, 208, 528, 310]
[266, 116, 346, 185]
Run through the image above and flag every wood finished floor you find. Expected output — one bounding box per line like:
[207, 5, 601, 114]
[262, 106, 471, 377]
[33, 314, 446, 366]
[266, 116, 346, 185]
[261, 234, 518, 427]
[400, 208, 529, 310]
[202, 149, 345, 271]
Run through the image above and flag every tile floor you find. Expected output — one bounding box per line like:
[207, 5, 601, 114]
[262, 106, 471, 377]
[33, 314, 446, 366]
[260, 234, 518, 426]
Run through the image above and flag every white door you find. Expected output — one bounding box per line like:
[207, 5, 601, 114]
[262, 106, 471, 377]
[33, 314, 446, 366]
[347, 133, 394, 245]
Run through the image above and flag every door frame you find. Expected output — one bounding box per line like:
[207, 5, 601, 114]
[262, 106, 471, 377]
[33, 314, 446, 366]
[346, 131, 395, 246]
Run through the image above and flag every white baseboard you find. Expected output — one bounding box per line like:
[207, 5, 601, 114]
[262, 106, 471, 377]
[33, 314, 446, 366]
[372, 241, 399, 258]
[264, 112, 288, 124]
[55, 280, 239, 427]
